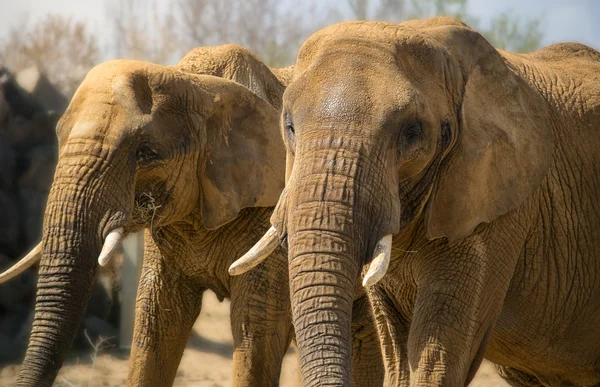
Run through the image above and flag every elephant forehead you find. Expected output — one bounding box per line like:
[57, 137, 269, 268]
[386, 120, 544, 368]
[290, 70, 417, 127]
[318, 81, 374, 121]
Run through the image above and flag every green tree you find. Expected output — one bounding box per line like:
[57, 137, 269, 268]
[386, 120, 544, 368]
[344, 0, 407, 21]
[174, 0, 320, 67]
[405, 0, 544, 52]
[407, 0, 476, 24]
[483, 11, 544, 52]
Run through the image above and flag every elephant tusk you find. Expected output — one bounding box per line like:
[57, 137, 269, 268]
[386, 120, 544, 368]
[229, 226, 279, 276]
[0, 242, 42, 283]
[362, 234, 392, 287]
[98, 228, 124, 267]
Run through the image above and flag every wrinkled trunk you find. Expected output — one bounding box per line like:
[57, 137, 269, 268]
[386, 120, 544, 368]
[17, 150, 131, 387]
[286, 136, 381, 387]
[288, 219, 359, 387]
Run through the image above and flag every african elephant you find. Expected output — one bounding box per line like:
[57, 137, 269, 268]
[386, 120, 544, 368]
[0, 45, 384, 386]
[232, 18, 600, 386]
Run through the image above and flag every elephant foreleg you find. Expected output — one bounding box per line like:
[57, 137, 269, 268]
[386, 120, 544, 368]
[350, 294, 386, 387]
[127, 236, 203, 387]
[367, 285, 410, 387]
[407, 246, 513, 387]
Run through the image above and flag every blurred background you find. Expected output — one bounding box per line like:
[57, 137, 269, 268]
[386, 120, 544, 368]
[0, 0, 597, 386]
[1, 0, 599, 98]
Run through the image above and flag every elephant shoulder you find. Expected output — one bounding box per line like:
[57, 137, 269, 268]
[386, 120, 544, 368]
[528, 42, 600, 63]
[523, 42, 600, 77]
[501, 43, 600, 114]
[176, 44, 286, 110]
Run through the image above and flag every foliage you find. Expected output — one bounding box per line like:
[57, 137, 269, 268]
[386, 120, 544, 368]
[403, 0, 543, 52]
[483, 11, 544, 53]
[174, 0, 317, 67]
[0, 14, 99, 97]
[107, 0, 182, 65]
[341, 0, 407, 21]
[0, 0, 546, 96]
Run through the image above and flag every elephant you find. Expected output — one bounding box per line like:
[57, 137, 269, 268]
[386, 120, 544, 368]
[0, 45, 384, 386]
[231, 17, 600, 386]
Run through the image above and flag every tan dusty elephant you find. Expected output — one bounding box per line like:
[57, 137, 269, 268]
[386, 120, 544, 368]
[0, 45, 384, 386]
[231, 17, 600, 386]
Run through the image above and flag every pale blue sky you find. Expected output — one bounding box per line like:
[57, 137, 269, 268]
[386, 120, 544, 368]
[1, 0, 598, 52]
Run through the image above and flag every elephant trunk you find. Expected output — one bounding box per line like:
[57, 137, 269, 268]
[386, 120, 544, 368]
[288, 206, 359, 387]
[17, 150, 132, 387]
[285, 136, 383, 386]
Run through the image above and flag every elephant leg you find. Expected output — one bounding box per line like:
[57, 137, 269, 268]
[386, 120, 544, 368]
[495, 364, 545, 387]
[407, 249, 513, 387]
[127, 236, 203, 387]
[367, 286, 410, 387]
[350, 294, 386, 387]
[229, 261, 293, 387]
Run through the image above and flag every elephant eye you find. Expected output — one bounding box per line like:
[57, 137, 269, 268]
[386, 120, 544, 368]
[136, 142, 161, 166]
[284, 113, 295, 136]
[284, 112, 296, 154]
[400, 122, 422, 146]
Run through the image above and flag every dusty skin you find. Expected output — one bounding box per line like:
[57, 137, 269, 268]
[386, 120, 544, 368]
[1, 44, 385, 387]
[241, 16, 600, 387]
[0, 292, 508, 387]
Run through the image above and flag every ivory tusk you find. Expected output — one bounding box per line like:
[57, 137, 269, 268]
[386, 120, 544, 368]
[229, 226, 279, 276]
[362, 234, 392, 287]
[98, 228, 124, 267]
[0, 242, 42, 283]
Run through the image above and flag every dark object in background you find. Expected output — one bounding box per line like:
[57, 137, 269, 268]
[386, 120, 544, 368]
[0, 67, 42, 120]
[0, 66, 121, 362]
[16, 67, 68, 113]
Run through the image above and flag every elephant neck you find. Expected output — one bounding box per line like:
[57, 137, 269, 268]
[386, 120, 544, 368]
[152, 206, 276, 298]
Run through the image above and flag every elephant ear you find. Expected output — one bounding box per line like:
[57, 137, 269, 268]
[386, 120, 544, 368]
[193, 75, 286, 230]
[425, 26, 553, 242]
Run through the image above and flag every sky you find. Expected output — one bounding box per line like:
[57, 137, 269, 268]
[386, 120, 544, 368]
[0, 0, 598, 52]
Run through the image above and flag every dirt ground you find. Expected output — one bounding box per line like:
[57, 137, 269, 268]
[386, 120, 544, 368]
[0, 291, 509, 387]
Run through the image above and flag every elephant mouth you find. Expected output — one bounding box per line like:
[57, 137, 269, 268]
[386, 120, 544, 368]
[279, 233, 289, 251]
[132, 191, 164, 228]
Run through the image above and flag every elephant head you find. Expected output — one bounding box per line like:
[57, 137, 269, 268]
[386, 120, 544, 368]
[12, 59, 284, 386]
[232, 17, 552, 385]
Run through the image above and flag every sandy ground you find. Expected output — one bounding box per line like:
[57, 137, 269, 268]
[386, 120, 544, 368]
[0, 291, 509, 387]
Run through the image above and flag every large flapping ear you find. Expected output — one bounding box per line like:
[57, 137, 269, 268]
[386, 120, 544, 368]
[190, 75, 286, 230]
[175, 44, 290, 111]
[424, 25, 553, 242]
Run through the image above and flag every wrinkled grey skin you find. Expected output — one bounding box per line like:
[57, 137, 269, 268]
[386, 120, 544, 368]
[268, 18, 600, 387]
[12, 45, 384, 387]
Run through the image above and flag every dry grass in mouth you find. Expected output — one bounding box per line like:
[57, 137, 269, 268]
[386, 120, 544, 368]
[132, 192, 175, 249]
[132, 192, 162, 232]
